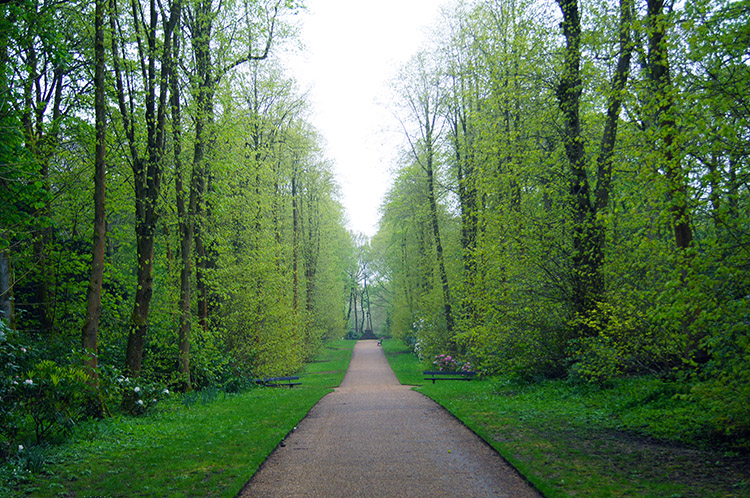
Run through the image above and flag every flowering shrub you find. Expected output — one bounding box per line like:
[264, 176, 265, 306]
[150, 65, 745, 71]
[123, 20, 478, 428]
[434, 354, 457, 371]
[17, 360, 90, 442]
[118, 376, 170, 415]
[433, 354, 473, 372]
[0, 324, 27, 458]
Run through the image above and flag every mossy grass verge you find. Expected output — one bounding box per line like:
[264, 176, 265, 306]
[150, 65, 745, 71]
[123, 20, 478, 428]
[7, 339, 355, 497]
[382, 338, 750, 498]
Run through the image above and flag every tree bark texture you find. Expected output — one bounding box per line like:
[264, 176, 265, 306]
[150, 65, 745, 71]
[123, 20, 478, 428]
[111, 0, 180, 377]
[645, 0, 693, 251]
[0, 250, 13, 328]
[81, 0, 107, 378]
[425, 133, 454, 334]
[170, 19, 190, 389]
[556, 0, 633, 337]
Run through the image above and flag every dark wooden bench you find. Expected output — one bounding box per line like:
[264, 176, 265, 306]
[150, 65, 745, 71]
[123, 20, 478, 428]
[253, 376, 302, 388]
[423, 370, 476, 384]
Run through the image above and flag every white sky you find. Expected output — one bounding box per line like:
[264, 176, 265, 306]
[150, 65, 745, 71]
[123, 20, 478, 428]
[285, 0, 449, 237]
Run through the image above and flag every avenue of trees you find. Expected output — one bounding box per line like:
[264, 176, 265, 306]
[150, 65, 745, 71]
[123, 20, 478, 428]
[374, 0, 749, 439]
[1, 0, 748, 454]
[0, 0, 355, 447]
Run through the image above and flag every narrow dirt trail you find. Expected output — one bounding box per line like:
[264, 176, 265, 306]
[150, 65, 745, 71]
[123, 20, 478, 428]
[239, 340, 541, 497]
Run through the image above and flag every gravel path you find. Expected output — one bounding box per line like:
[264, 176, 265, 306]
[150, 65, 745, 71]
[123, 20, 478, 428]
[239, 340, 542, 497]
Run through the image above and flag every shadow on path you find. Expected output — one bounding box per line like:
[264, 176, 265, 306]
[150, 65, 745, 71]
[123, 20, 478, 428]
[239, 340, 541, 497]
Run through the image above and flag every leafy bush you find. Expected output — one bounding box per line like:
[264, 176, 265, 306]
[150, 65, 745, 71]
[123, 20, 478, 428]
[0, 324, 28, 458]
[455, 322, 566, 379]
[16, 359, 91, 443]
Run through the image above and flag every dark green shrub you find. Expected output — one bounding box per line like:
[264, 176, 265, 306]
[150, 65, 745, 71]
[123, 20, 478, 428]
[16, 360, 90, 442]
[0, 325, 34, 455]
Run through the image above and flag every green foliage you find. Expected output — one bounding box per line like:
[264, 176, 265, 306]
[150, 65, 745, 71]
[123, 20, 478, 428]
[0, 324, 28, 456]
[0, 2, 351, 488]
[6, 340, 354, 497]
[372, 0, 750, 446]
[16, 360, 91, 443]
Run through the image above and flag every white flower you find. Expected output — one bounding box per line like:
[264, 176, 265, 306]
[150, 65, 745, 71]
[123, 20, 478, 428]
[162, 389, 169, 395]
[18, 445, 23, 452]
[134, 386, 141, 393]
[24, 379, 33, 386]
[136, 399, 144, 406]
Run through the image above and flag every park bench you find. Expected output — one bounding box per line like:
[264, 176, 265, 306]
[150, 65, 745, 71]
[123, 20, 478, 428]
[253, 376, 302, 388]
[423, 370, 476, 384]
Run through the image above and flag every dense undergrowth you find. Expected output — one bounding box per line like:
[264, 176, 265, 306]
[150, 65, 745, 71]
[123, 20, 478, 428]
[383, 339, 750, 498]
[1, 340, 354, 497]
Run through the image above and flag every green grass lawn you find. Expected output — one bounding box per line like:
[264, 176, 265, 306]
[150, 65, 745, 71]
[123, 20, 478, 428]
[11, 340, 355, 498]
[381, 338, 750, 498]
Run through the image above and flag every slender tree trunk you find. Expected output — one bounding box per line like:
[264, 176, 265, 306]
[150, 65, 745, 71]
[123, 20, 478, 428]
[304, 190, 319, 314]
[352, 289, 360, 334]
[451, 106, 479, 327]
[116, 0, 180, 377]
[188, 0, 215, 333]
[0, 250, 13, 328]
[595, 0, 633, 214]
[126, 220, 155, 377]
[425, 137, 454, 334]
[170, 19, 191, 389]
[292, 164, 300, 312]
[81, 0, 107, 380]
[645, 0, 701, 361]
[645, 0, 693, 251]
[345, 286, 353, 323]
[359, 288, 366, 334]
[21, 15, 63, 334]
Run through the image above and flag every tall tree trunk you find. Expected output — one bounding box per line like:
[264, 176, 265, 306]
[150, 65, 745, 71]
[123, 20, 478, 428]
[645, 0, 693, 251]
[187, 0, 282, 333]
[556, 0, 633, 337]
[359, 289, 366, 335]
[556, 0, 600, 336]
[304, 190, 319, 315]
[450, 103, 479, 327]
[189, 0, 215, 333]
[425, 135, 454, 334]
[113, 0, 180, 377]
[170, 18, 191, 390]
[353, 288, 359, 334]
[21, 13, 63, 334]
[645, 0, 701, 361]
[594, 0, 634, 214]
[345, 286, 353, 323]
[81, 0, 107, 380]
[292, 164, 300, 312]
[0, 250, 13, 328]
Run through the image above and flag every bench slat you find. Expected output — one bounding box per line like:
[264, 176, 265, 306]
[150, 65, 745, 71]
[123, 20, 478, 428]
[423, 371, 476, 384]
[253, 376, 301, 388]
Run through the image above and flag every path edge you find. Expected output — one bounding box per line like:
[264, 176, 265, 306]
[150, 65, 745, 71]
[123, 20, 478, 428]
[411, 387, 547, 497]
[235, 387, 335, 497]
